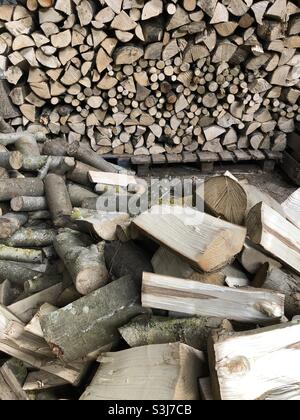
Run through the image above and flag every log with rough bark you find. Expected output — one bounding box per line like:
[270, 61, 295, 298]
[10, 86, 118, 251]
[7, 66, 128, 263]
[282, 188, 300, 229]
[45, 174, 72, 227]
[40, 275, 146, 362]
[80, 343, 206, 401]
[119, 314, 224, 351]
[134, 205, 246, 272]
[142, 272, 285, 324]
[247, 202, 300, 275]
[208, 321, 300, 400]
[53, 229, 108, 295]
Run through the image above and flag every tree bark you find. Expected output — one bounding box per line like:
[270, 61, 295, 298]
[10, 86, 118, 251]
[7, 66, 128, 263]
[41, 275, 146, 362]
[53, 229, 108, 295]
[45, 174, 72, 227]
[0, 179, 44, 201]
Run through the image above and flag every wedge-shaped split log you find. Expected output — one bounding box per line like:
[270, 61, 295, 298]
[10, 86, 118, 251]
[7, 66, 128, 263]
[133, 205, 247, 272]
[80, 343, 206, 400]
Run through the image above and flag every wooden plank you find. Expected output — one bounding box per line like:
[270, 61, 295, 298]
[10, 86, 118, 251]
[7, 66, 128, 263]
[218, 151, 235, 162]
[0, 80, 20, 119]
[249, 150, 265, 161]
[282, 188, 300, 229]
[142, 272, 284, 324]
[197, 151, 219, 162]
[166, 154, 182, 164]
[151, 154, 166, 165]
[88, 171, 137, 187]
[233, 150, 252, 161]
[209, 322, 300, 400]
[182, 152, 198, 163]
[133, 205, 247, 272]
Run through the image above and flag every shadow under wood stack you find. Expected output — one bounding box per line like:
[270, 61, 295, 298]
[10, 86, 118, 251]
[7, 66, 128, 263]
[0, 0, 299, 157]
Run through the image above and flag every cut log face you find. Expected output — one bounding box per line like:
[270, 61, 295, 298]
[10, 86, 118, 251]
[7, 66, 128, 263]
[80, 343, 206, 400]
[209, 322, 300, 400]
[133, 205, 246, 272]
[142, 272, 285, 324]
[197, 176, 247, 225]
[0, 1, 298, 155]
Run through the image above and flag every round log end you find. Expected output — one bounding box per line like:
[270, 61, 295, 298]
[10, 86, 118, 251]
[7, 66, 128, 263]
[75, 267, 109, 296]
[9, 151, 23, 170]
[10, 197, 24, 212]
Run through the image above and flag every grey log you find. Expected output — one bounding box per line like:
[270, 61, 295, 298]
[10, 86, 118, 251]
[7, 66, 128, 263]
[0, 179, 44, 201]
[0, 213, 28, 239]
[40, 275, 146, 362]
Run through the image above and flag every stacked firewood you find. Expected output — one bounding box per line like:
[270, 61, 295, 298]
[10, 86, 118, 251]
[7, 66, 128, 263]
[0, 125, 300, 400]
[0, 0, 300, 156]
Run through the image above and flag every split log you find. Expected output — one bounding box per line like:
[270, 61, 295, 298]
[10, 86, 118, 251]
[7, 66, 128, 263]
[45, 174, 72, 227]
[8, 283, 63, 323]
[0, 359, 28, 401]
[80, 343, 206, 401]
[1, 228, 56, 248]
[119, 314, 224, 351]
[54, 229, 108, 295]
[104, 240, 153, 285]
[0, 212, 28, 239]
[247, 203, 300, 275]
[282, 188, 300, 229]
[133, 205, 246, 272]
[40, 276, 146, 362]
[11, 196, 47, 212]
[142, 272, 285, 324]
[151, 246, 227, 286]
[208, 321, 300, 400]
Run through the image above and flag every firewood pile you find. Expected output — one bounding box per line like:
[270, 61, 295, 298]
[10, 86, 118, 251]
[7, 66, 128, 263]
[0, 125, 299, 400]
[0, 0, 300, 157]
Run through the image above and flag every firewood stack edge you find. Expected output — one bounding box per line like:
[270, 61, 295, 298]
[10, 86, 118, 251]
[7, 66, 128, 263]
[0, 0, 300, 157]
[0, 124, 299, 400]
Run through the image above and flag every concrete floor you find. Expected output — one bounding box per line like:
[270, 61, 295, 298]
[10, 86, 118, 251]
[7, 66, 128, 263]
[145, 162, 297, 203]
